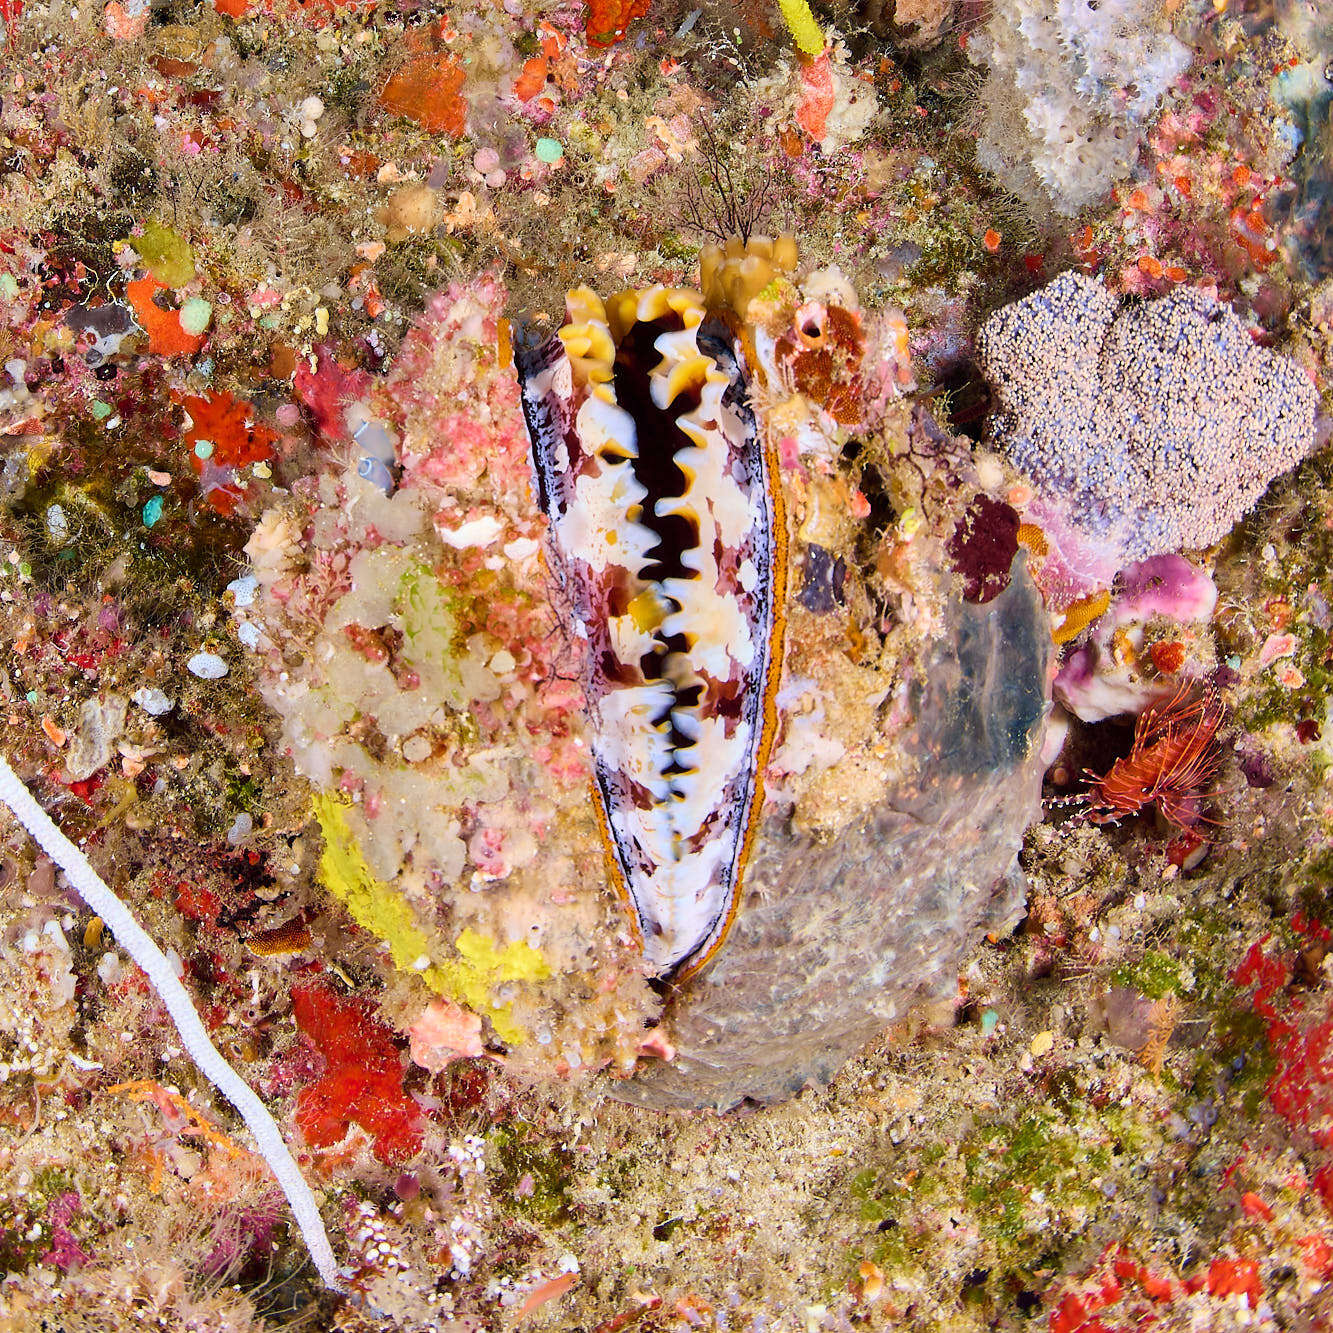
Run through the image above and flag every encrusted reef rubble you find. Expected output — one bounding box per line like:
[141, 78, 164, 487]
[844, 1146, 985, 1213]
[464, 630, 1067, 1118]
[245, 245, 1053, 1109]
[967, 0, 1191, 217]
[242, 274, 665, 1083]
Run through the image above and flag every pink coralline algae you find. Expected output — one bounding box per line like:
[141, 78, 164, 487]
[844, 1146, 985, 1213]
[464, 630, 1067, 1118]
[979, 273, 1319, 602]
[1113, 552, 1219, 624]
[42, 1192, 91, 1272]
[409, 998, 485, 1071]
[1056, 553, 1218, 720]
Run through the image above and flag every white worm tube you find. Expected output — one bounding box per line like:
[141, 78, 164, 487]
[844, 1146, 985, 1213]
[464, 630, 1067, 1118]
[0, 754, 344, 1293]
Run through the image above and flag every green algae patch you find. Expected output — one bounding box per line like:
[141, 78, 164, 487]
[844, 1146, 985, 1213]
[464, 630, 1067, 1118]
[850, 1108, 1120, 1280]
[1111, 948, 1187, 1000]
[963, 1113, 1111, 1242]
[399, 563, 454, 655]
[489, 1122, 575, 1225]
[313, 795, 549, 1045]
[127, 220, 196, 288]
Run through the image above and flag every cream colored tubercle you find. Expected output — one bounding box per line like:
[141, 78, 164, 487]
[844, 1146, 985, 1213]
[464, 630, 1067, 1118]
[699, 235, 799, 316]
[554, 289, 655, 576]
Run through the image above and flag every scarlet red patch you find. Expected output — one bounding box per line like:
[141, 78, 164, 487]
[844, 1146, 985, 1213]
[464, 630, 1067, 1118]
[292, 982, 423, 1165]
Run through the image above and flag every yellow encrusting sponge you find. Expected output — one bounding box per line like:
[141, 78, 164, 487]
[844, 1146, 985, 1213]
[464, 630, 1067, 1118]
[777, 0, 825, 56]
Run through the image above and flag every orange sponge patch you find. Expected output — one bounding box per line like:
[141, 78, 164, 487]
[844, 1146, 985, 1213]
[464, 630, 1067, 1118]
[379, 54, 467, 135]
[127, 277, 203, 358]
[585, 0, 649, 47]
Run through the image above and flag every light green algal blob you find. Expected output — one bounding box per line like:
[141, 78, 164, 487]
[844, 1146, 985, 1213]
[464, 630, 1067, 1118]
[1111, 948, 1188, 1000]
[396, 562, 488, 709]
[179, 298, 212, 336]
[535, 136, 563, 164]
[142, 495, 164, 528]
[0, 274, 18, 302]
[399, 563, 455, 656]
[566, 121, 602, 157]
[129, 220, 196, 289]
[90, 400, 111, 420]
[194, 439, 214, 460]
[322, 548, 479, 721]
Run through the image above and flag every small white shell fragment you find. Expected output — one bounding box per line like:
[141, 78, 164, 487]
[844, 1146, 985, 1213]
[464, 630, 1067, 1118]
[503, 537, 540, 561]
[132, 687, 174, 716]
[187, 652, 229, 680]
[437, 516, 504, 549]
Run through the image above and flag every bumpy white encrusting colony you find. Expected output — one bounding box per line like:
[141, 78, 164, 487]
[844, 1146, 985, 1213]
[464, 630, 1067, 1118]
[0, 753, 344, 1293]
[979, 272, 1320, 565]
[967, 0, 1190, 215]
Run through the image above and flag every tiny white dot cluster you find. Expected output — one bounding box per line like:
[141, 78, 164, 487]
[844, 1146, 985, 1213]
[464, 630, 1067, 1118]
[350, 1200, 410, 1277]
[442, 1135, 488, 1279]
[347, 1194, 460, 1329]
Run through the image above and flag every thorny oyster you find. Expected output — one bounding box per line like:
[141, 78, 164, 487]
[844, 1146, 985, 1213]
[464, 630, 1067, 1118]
[517, 281, 788, 980]
[243, 245, 1050, 1109]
